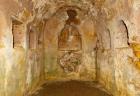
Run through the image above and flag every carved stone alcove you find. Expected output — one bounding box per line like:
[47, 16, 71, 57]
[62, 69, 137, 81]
[12, 19, 25, 48]
[58, 9, 82, 73]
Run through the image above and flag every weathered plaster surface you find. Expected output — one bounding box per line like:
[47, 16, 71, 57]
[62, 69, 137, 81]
[0, 0, 140, 96]
[0, 0, 45, 96]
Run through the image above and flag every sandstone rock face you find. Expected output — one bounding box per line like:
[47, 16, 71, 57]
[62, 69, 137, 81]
[0, 0, 140, 96]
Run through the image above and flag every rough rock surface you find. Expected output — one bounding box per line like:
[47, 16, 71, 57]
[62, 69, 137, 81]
[0, 0, 140, 96]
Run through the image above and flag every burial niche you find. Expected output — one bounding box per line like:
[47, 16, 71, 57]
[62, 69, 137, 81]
[12, 19, 25, 48]
[58, 9, 82, 73]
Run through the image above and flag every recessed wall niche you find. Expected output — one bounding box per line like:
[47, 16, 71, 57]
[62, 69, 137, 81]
[29, 27, 37, 49]
[12, 19, 25, 48]
[58, 9, 82, 73]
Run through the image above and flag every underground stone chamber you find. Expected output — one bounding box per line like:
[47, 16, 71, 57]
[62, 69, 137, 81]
[0, 0, 140, 96]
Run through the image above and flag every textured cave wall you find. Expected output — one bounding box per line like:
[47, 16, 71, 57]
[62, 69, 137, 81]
[26, 0, 140, 96]
[40, 1, 140, 96]
[0, 0, 140, 96]
[0, 0, 45, 96]
[44, 7, 97, 80]
[26, 19, 45, 94]
[95, 0, 140, 96]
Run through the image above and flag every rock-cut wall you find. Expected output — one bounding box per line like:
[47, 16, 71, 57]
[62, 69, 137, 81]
[0, 0, 45, 96]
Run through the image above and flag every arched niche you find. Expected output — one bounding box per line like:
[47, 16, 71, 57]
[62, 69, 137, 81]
[44, 6, 96, 80]
[58, 9, 82, 73]
[27, 20, 45, 50]
[114, 20, 129, 48]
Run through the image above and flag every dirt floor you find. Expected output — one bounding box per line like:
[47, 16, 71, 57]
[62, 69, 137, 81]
[31, 80, 112, 96]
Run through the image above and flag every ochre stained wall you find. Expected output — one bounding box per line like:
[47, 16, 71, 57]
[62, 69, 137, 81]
[44, 7, 97, 81]
[0, 0, 45, 96]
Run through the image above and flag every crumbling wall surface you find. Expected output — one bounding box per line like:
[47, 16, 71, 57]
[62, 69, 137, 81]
[0, 0, 45, 96]
[96, 0, 140, 96]
[44, 7, 97, 81]
[1, 0, 140, 96]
